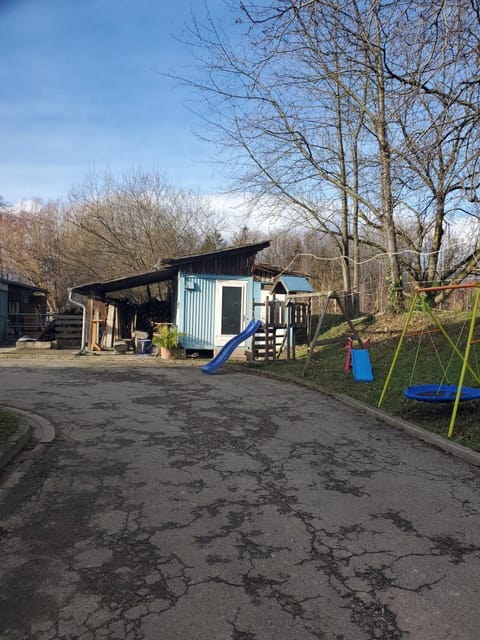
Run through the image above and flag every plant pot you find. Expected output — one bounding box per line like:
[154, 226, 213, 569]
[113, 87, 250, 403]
[160, 346, 175, 360]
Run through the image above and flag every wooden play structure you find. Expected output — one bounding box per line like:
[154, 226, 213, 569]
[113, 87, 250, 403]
[251, 290, 365, 367]
[252, 294, 310, 361]
[378, 282, 480, 438]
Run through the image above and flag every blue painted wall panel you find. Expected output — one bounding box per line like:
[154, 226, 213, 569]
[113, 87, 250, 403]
[176, 272, 254, 350]
[181, 275, 216, 349]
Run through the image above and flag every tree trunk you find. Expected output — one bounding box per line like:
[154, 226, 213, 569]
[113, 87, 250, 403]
[374, 22, 403, 310]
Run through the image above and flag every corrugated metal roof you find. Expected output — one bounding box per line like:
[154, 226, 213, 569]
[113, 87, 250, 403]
[0, 278, 49, 294]
[156, 240, 270, 268]
[71, 241, 271, 296]
[71, 267, 177, 296]
[272, 276, 313, 294]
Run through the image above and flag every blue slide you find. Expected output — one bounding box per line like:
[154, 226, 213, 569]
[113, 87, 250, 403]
[351, 349, 374, 382]
[201, 319, 263, 375]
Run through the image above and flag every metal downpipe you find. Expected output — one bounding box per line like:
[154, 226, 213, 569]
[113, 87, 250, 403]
[68, 288, 88, 355]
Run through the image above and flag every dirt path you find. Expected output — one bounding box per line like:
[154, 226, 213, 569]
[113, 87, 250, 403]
[0, 356, 480, 639]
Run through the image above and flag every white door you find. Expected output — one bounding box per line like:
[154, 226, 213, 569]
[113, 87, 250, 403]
[215, 280, 247, 346]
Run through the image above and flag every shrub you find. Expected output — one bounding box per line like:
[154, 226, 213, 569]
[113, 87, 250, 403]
[152, 325, 182, 350]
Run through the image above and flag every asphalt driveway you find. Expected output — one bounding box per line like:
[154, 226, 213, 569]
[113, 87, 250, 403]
[1, 355, 480, 639]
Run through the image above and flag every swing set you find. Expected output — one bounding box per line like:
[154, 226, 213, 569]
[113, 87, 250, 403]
[378, 282, 480, 438]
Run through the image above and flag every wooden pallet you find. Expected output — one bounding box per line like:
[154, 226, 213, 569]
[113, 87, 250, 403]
[53, 315, 83, 348]
[253, 327, 286, 360]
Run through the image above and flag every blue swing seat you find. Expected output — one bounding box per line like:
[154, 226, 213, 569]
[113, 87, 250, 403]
[404, 383, 480, 403]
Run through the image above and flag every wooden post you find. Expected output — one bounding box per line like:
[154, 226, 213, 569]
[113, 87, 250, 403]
[86, 297, 94, 352]
[291, 302, 296, 361]
[334, 294, 363, 347]
[265, 296, 272, 361]
[286, 301, 291, 360]
[302, 292, 332, 377]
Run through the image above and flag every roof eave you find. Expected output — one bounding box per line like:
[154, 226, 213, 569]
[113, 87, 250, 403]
[71, 266, 178, 296]
[158, 240, 271, 268]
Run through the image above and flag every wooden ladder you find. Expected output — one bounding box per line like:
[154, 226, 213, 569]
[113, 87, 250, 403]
[253, 325, 285, 361]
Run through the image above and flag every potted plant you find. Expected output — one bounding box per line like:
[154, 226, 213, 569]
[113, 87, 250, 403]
[152, 325, 182, 360]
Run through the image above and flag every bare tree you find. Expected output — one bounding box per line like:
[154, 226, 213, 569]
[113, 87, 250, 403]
[384, 1, 480, 293]
[182, 0, 480, 308]
[66, 170, 226, 284]
[382, 0, 480, 118]
[0, 200, 69, 310]
[183, 1, 407, 304]
[0, 172, 227, 310]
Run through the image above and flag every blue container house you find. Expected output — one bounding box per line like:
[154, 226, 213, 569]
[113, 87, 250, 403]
[71, 241, 296, 356]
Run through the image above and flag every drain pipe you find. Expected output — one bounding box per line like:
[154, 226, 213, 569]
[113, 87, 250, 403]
[68, 288, 88, 355]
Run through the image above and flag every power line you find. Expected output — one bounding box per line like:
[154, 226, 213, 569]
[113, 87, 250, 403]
[277, 240, 480, 275]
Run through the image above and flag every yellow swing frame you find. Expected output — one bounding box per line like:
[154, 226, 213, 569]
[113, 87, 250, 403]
[378, 282, 480, 438]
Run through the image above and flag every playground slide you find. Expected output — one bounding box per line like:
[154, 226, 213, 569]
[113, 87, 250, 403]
[351, 349, 374, 382]
[201, 319, 263, 375]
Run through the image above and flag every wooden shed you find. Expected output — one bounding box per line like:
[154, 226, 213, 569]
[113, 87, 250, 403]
[0, 278, 48, 344]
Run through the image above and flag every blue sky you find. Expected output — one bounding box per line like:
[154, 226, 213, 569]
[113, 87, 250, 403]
[0, 0, 234, 205]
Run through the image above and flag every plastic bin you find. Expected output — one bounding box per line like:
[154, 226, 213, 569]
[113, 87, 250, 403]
[136, 338, 152, 355]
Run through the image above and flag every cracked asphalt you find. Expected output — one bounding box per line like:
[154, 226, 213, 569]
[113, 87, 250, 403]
[1, 356, 480, 639]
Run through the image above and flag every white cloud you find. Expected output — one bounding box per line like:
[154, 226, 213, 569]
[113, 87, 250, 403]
[207, 192, 282, 238]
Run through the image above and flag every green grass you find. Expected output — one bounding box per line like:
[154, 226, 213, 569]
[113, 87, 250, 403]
[0, 408, 20, 445]
[240, 311, 480, 452]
